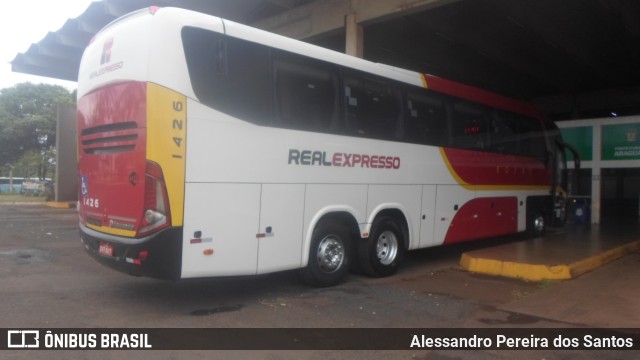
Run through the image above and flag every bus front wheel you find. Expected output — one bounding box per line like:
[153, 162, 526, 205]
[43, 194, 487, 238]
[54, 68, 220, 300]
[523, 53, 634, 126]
[358, 217, 405, 277]
[301, 222, 350, 287]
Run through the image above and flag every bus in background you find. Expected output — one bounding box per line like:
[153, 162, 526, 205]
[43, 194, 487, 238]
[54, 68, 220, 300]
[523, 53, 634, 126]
[77, 7, 579, 286]
[0, 177, 24, 193]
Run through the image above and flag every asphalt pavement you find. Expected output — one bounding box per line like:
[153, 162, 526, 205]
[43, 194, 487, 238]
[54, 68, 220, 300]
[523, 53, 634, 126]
[0, 203, 638, 359]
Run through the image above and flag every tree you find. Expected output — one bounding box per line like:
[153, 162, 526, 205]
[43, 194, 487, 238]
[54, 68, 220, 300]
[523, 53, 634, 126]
[0, 83, 74, 179]
[12, 148, 56, 180]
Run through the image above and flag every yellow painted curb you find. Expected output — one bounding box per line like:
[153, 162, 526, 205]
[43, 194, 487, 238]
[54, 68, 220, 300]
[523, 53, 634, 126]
[569, 240, 640, 277]
[460, 239, 640, 282]
[460, 253, 571, 281]
[46, 201, 76, 209]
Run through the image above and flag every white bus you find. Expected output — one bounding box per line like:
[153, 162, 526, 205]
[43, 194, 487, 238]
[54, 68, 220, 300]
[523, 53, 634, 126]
[77, 7, 578, 286]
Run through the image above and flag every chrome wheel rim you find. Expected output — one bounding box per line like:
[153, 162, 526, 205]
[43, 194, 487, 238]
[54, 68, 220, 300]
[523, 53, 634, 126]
[376, 230, 398, 266]
[316, 235, 344, 273]
[534, 215, 545, 234]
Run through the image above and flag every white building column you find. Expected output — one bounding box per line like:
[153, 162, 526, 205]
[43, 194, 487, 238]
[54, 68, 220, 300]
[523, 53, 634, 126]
[345, 14, 363, 58]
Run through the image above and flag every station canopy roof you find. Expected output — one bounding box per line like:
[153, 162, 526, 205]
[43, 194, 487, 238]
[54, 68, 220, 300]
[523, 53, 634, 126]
[11, 0, 640, 120]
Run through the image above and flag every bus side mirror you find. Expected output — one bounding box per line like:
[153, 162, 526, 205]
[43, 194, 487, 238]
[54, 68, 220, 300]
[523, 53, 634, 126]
[558, 141, 580, 171]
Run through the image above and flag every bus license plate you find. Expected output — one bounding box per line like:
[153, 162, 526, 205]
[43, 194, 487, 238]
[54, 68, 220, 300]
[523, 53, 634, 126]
[98, 242, 114, 257]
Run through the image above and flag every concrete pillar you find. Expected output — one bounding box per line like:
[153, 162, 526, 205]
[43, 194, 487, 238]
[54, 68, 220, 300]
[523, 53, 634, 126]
[591, 124, 602, 224]
[591, 167, 601, 224]
[345, 14, 363, 58]
[55, 103, 78, 202]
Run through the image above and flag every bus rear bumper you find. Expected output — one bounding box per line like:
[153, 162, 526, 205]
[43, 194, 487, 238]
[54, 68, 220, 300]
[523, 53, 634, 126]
[80, 223, 182, 280]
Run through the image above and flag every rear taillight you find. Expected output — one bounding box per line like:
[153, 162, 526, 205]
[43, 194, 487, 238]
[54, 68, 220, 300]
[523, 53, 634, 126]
[138, 161, 171, 236]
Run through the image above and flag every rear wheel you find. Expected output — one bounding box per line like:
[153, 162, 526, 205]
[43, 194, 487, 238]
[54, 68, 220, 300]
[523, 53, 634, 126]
[301, 222, 351, 287]
[527, 212, 546, 238]
[358, 217, 405, 277]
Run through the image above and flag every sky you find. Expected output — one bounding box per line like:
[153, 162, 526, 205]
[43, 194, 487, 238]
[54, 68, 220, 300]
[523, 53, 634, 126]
[0, 0, 95, 91]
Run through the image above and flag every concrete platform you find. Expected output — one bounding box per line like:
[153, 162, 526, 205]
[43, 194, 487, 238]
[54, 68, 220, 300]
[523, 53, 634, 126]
[460, 223, 640, 281]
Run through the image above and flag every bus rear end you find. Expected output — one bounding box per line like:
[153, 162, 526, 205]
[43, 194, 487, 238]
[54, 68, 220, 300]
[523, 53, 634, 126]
[77, 8, 187, 279]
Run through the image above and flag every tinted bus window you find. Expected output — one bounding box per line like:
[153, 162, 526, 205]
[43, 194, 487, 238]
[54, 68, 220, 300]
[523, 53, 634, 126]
[273, 53, 339, 133]
[182, 27, 272, 125]
[488, 109, 547, 161]
[451, 100, 489, 150]
[344, 74, 401, 140]
[405, 91, 447, 146]
[489, 110, 521, 155]
[516, 115, 547, 162]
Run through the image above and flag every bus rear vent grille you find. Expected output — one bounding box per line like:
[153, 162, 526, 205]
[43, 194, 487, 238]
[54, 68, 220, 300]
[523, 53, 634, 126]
[81, 121, 139, 155]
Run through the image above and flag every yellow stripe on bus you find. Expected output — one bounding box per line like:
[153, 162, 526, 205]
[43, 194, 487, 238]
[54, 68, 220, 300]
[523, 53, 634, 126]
[439, 148, 474, 191]
[420, 73, 429, 88]
[146, 83, 187, 227]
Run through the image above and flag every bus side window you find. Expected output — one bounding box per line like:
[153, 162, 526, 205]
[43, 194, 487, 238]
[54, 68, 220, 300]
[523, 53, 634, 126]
[485, 109, 549, 162]
[404, 91, 447, 146]
[489, 110, 520, 155]
[516, 115, 547, 162]
[344, 74, 401, 141]
[451, 100, 489, 151]
[273, 53, 339, 133]
[182, 27, 272, 126]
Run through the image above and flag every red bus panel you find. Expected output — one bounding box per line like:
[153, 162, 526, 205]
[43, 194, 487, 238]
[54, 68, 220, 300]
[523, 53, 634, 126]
[77, 81, 147, 236]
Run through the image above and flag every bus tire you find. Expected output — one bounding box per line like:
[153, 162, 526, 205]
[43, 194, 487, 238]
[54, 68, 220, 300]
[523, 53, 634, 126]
[527, 211, 546, 238]
[301, 222, 350, 287]
[358, 217, 405, 277]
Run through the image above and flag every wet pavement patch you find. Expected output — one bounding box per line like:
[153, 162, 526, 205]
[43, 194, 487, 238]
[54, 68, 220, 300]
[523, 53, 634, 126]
[0, 248, 52, 264]
[190, 304, 244, 316]
[478, 306, 542, 325]
[477, 308, 541, 325]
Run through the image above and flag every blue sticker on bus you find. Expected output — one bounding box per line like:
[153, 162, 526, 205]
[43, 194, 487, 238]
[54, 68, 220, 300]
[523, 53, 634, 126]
[81, 176, 89, 197]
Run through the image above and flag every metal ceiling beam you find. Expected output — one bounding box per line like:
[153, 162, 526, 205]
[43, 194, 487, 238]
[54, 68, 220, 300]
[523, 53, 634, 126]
[252, 0, 459, 40]
[11, 53, 78, 81]
[600, 0, 640, 37]
[27, 43, 82, 63]
[398, 6, 567, 94]
[535, 86, 640, 118]
[267, 0, 298, 10]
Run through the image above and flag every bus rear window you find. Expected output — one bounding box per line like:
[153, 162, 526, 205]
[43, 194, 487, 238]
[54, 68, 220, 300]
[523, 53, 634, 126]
[182, 27, 272, 125]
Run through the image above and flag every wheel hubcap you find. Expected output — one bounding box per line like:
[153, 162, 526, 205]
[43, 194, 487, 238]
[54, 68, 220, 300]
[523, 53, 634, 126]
[376, 230, 398, 266]
[316, 235, 344, 273]
[534, 215, 545, 233]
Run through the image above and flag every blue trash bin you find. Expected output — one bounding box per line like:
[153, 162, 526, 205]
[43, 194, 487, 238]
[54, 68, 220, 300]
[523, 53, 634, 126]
[573, 198, 590, 224]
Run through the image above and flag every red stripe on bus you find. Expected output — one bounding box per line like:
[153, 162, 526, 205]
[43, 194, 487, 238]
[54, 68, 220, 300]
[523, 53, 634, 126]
[443, 197, 519, 244]
[441, 148, 551, 187]
[423, 74, 544, 119]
